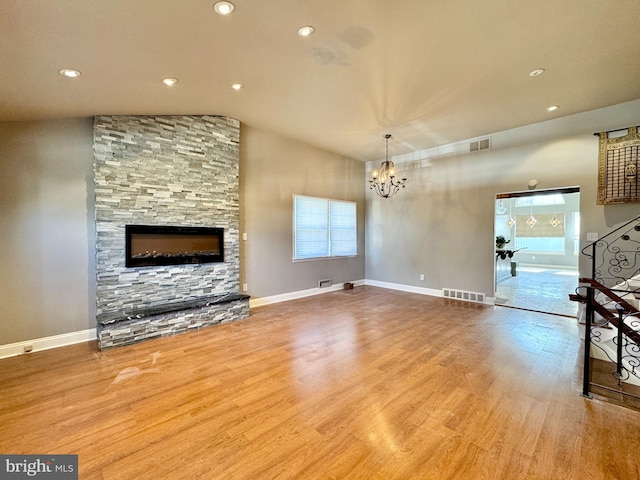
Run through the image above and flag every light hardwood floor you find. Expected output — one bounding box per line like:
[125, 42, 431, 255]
[1, 286, 639, 479]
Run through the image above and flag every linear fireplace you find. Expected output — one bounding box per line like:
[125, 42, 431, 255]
[125, 225, 224, 268]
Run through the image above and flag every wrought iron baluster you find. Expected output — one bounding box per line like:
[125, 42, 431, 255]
[575, 216, 640, 402]
[615, 303, 625, 383]
[582, 286, 593, 398]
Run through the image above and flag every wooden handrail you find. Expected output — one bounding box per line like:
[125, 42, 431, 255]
[573, 278, 640, 346]
[577, 278, 639, 312]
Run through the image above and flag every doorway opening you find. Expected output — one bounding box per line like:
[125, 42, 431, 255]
[494, 187, 580, 317]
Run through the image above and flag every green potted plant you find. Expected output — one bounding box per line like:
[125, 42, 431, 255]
[495, 235, 510, 249]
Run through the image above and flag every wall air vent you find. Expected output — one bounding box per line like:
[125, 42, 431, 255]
[469, 138, 491, 153]
[318, 279, 332, 288]
[442, 288, 485, 304]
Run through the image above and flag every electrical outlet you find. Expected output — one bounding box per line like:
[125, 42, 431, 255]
[419, 274, 425, 281]
[242, 283, 248, 292]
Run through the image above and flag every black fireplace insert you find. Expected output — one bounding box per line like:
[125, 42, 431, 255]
[125, 225, 224, 267]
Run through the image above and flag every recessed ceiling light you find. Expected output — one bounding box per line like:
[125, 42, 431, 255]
[213, 1, 234, 15]
[231, 83, 243, 90]
[529, 68, 545, 77]
[297, 25, 314, 37]
[547, 105, 559, 112]
[162, 78, 178, 86]
[59, 68, 81, 78]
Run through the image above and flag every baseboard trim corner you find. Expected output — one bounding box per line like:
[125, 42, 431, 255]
[365, 280, 494, 305]
[364, 279, 443, 298]
[250, 279, 366, 308]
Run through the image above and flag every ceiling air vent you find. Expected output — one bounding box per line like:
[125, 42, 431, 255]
[469, 138, 491, 153]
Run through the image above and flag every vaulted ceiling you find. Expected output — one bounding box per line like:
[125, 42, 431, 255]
[1, 0, 639, 161]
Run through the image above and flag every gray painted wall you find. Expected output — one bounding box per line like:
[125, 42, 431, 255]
[365, 100, 640, 298]
[240, 126, 366, 298]
[0, 119, 95, 344]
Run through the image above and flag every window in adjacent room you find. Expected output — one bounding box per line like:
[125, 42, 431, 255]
[514, 214, 566, 253]
[293, 195, 357, 261]
[513, 195, 568, 253]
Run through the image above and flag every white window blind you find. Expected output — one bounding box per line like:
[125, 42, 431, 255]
[329, 200, 357, 256]
[293, 195, 357, 260]
[294, 196, 329, 259]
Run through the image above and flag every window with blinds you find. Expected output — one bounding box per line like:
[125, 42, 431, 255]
[293, 195, 357, 261]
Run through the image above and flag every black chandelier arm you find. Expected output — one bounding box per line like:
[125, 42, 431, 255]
[369, 175, 406, 198]
[370, 182, 399, 198]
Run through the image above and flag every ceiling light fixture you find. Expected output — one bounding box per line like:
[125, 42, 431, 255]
[297, 25, 314, 37]
[529, 68, 545, 77]
[369, 134, 407, 198]
[527, 201, 537, 228]
[506, 198, 516, 228]
[549, 195, 561, 227]
[547, 105, 559, 112]
[59, 68, 81, 78]
[162, 78, 178, 86]
[231, 83, 243, 90]
[213, 1, 234, 15]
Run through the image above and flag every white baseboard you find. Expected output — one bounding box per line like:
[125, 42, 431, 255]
[0, 329, 97, 359]
[364, 279, 443, 297]
[250, 279, 495, 308]
[364, 280, 495, 305]
[250, 279, 366, 308]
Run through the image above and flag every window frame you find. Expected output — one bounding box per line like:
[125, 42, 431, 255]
[292, 195, 357, 262]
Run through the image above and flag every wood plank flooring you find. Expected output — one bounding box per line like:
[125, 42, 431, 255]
[1, 286, 639, 479]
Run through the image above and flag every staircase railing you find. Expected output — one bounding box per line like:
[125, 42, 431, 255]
[573, 279, 640, 399]
[572, 215, 640, 401]
[583, 214, 640, 292]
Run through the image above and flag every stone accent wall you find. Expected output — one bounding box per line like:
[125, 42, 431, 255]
[93, 115, 246, 347]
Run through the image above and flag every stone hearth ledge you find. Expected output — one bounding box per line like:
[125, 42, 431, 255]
[96, 293, 250, 349]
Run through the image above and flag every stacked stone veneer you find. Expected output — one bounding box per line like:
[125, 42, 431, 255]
[97, 295, 249, 349]
[93, 115, 248, 348]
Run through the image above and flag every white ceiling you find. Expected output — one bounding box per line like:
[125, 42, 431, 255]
[1, 0, 639, 162]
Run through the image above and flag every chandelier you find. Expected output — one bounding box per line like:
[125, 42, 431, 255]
[369, 134, 407, 198]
